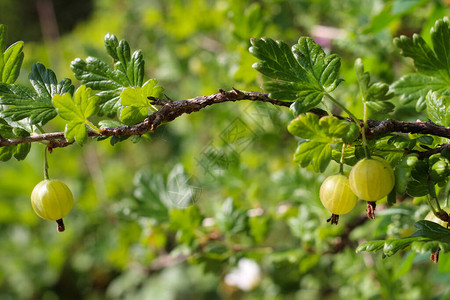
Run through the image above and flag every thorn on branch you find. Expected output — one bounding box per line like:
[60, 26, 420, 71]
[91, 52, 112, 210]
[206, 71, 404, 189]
[148, 96, 167, 106]
[232, 87, 244, 96]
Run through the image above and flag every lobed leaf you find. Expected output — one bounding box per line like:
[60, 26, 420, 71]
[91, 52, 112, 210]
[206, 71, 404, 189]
[355, 58, 394, 113]
[0, 83, 56, 125]
[392, 73, 449, 107]
[52, 85, 100, 145]
[357, 221, 450, 257]
[426, 91, 450, 127]
[0, 118, 30, 161]
[71, 33, 147, 117]
[119, 79, 163, 124]
[0, 63, 74, 125]
[288, 113, 359, 172]
[392, 17, 450, 111]
[249, 37, 342, 113]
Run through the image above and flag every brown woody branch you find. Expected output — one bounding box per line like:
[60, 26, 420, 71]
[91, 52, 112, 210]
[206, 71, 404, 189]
[0, 89, 449, 156]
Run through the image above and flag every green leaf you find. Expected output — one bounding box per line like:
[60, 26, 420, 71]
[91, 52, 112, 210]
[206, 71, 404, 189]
[249, 37, 342, 112]
[71, 33, 147, 117]
[0, 63, 74, 125]
[288, 113, 358, 172]
[119, 79, 163, 124]
[0, 25, 24, 84]
[331, 146, 360, 166]
[394, 154, 419, 194]
[406, 159, 430, 197]
[426, 91, 450, 126]
[98, 119, 124, 129]
[0, 118, 31, 161]
[128, 171, 169, 223]
[52, 85, 100, 145]
[394, 252, 416, 278]
[355, 58, 394, 114]
[430, 156, 450, 182]
[125, 165, 198, 224]
[215, 197, 248, 234]
[0, 41, 23, 84]
[392, 73, 449, 108]
[14, 142, 31, 161]
[357, 221, 450, 257]
[294, 140, 332, 172]
[392, 17, 450, 111]
[0, 83, 56, 125]
[29, 63, 74, 99]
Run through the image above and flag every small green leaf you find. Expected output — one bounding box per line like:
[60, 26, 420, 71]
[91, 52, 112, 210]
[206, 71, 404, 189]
[430, 157, 449, 182]
[293, 140, 331, 172]
[405, 159, 430, 197]
[288, 113, 357, 172]
[65, 121, 87, 145]
[120, 79, 163, 124]
[52, 93, 77, 120]
[394, 154, 418, 194]
[288, 113, 357, 142]
[14, 142, 31, 161]
[332, 146, 360, 166]
[0, 25, 24, 84]
[98, 120, 124, 129]
[0, 41, 24, 84]
[387, 134, 416, 150]
[417, 135, 434, 145]
[355, 58, 394, 113]
[52, 85, 100, 145]
[0, 145, 15, 161]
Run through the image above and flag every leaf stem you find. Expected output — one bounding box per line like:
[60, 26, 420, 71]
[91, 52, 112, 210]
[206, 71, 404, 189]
[85, 121, 102, 134]
[325, 92, 370, 158]
[428, 182, 442, 212]
[324, 93, 359, 123]
[34, 124, 46, 134]
[362, 102, 371, 159]
[321, 101, 333, 116]
[44, 146, 50, 180]
[339, 143, 345, 174]
[426, 195, 437, 215]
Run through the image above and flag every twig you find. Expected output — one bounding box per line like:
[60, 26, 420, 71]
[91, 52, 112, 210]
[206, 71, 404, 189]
[1, 89, 449, 154]
[367, 119, 450, 139]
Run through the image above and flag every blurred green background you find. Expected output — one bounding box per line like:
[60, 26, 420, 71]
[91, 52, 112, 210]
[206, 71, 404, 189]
[0, 0, 450, 299]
